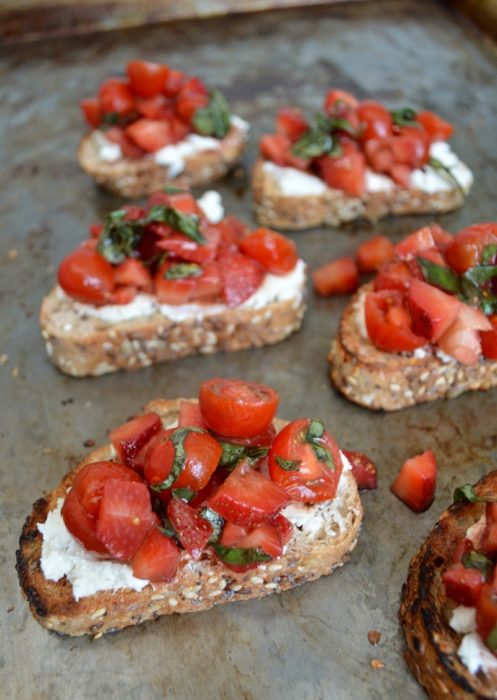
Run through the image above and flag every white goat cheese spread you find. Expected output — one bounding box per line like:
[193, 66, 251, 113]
[264, 141, 472, 196]
[197, 190, 224, 224]
[91, 130, 122, 163]
[450, 606, 497, 675]
[230, 115, 250, 133]
[154, 134, 221, 177]
[58, 259, 306, 324]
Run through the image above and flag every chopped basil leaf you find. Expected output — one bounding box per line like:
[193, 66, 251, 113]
[482, 244, 497, 265]
[218, 442, 268, 470]
[305, 418, 335, 471]
[315, 112, 356, 136]
[212, 543, 272, 565]
[151, 427, 206, 492]
[453, 484, 480, 504]
[417, 257, 461, 293]
[99, 112, 136, 129]
[390, 107, 418, 127]
[428, 157, 465, 197]
[462, 551, 493, 578]
[199, 507, 224, 543]
[486, 623, 497, 651]
[146, 205, 205, 244]
[193, 89, 231, 139]
[292, 128, 335, 159]
[163, 184, 187, 194]
[165, 263, 202, 280]
[464, 265, 497, 287]
[275, 456, 301, 472]
[172, 487, 196, 502]
[97, 210, 142, 264]
[307, 419, 325, 440]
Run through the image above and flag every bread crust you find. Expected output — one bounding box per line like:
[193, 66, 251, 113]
[16, 399, 363, 637]
[328, 286, 497, 411]
[399, 471, 497, 699]
[252, 159, 467, 230]
[40, 278, 306, 377]
[78, 125, 247, 198]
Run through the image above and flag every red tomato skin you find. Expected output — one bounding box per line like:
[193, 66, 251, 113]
[272, 513, 294, 546]
[313, 257, 359, 296]
[96, 479, 155, 561]
[208, 470, 290, 527]
[179, 400, 208, 429]
[317, 144, 366, 197]
[199, 378, 279, 439]
[212, 423, 277, 448]
[99, 80, 134, 115]
[416, 111, 454, 141]
[356, 235, 395, 273]
[323, 89, 359, 114]
[154, 260, 221, 305]
[365, 290, 427, 352]
[105, 126, 145, 159]
[476, 584, 497, 643]
[132, 527, 181, 581]
[114, 258, 153, 291]
[167, 498, 213, 559]
[481, 329, 497, 360]
[390, 451, 437, 512]
[357, 101, 393, 141]
[219, 251, 265, 308]
[268, 418, 343, 504]
[343, 449, 377, 490]
[126, 61, 169, 98]
[58, 248, 115, 305]
[395, 225, 439, 259]
[239, 228, 298, 275]
[374, 260, 413, 292]
[407, 279, 461, 342]
[110, 412, 162, 469]
[438, 304, 491, 366]
[442, 564, 484, 607]
[446, 223, 497, 273]
[73, 461, 142, 519]
[80, 98, 102, 128]
[61, 488, 109, 556]
[163, 69, 187, 97]
[275, 107, 309, 142]
[259, 133, 311, 171]
[135, 94, 174, 120]
[125, 119, 173, 152]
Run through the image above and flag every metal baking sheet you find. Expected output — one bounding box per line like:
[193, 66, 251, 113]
[2, 1, 497, 697]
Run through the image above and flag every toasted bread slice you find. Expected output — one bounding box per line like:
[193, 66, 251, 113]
[327, 286, 497, 411]
[252, 159, 468, 230]
[78, 124, 248, 198]
[400, 471, 497, 699]
[40, 266, 306, 377]
[16, 399, 363, 637]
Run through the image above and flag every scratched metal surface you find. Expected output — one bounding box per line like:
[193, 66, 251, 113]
[2, 1, 497, 698]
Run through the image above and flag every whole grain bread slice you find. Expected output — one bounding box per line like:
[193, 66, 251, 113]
[252, 159, 467, 230]
[16, 399, 363, 638]
[78, 124, 248, 198]
[327, 286, 497, 411]
[400, 471, 497, 699]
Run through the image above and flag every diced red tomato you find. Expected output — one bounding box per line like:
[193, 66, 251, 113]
[80, 98, 102, 128]
[125, 119, 173, 152]
[216, 216, 248, 252]
[481, 316, 497, 360]
[476, 584, 497, 644]
[407, 279, 461, 342]
[416, 111, 454, 141]
[374, 259, 413, 292]
[135, 94, 174, 120]
[365, 290, 427, 352]
[163, 69, 187, 97]
[323, 89, 359, 114]
[313, 257, 359, 296]
[154, 260, 222, 305]
[99, 79, 134, 115]
[105, 126, 145, 159]
[343, 449, 377, 490]
[417, 247, 448, 268]
[110, 412, 162, 469]
[132, 526, 181, 581]
[219, 251, 265, 308]
[96, 479, 155, 561]
[259, 133, 310, 170]
[155, 231, 217, 265]
[239, 228, 298, 275]
[446, 223, 497, 273]
[438, 304, 491, 365]
[390, 450, 437, 512]
[126, 60, 169, 98]
[179, 400, 208, 429]
[111, 286, 136, 305]
[58, 248, 115, 305]
[395, 225, 439, 259]
[317, 143, 365, 197]
[208, 469, 290, 527]
[275, 107, 309, 142]
[114, 258, 153, 291]
[390, 134, 428, 167]
[357, 101, 392, 141]
[167, 191, 204, 216]
[175, 78, 209, 124]
[442, 563, 484, 607]
[268, 418, 343, 503]
[356, 235, 395, 273]
[199, 378, 279, 439]
[170, 116, 191, 142]
[189, 469, 228, 508]
[234, 522, 283, 558]
[61, 488, 109, 556]
[272, 513, 294, 545]
[167, 498, 213, 559]
[72, 461, 142, 518]
[90, 223, 103, 239]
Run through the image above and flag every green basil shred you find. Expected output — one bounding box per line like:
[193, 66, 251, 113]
[165, 263, 202, 280]
[199, 507, 224, 544]
[172, 487, 196, 502]
[275, 456, 301, 472]
[390, 107, 418, 127]
[305, 419, 335, 471]
[461, 551, 493, 578]
[151, 427, 206, 492]
[193, 90, 232, 139]
[218, 443, 269, 471]
[212, 543, 272, 565]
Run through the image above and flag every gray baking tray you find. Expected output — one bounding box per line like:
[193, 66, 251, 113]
[2, 1, 497, 697]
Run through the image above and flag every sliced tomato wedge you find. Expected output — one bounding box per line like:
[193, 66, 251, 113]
[407, 279, 461, 342]
[275, 107, 309, 142]
[61, 488, 109, 556]
[313, 257, 359, 296]
[167, 498, 213, 559]
[110, 412, 162, 469]
[356, 235, 395, 273]
[219, 251, 265, 308]
[114, 258, 153, 291]
[96, 479, 155, 561]
[442, 563, 484, 607]
[343, 449, 377, 490]
[416, 111, 454, 141]
[212, 423, 277, 448]
[317, 143, 365, 197]
[221, 521, 283, 558]
[125, 119, 173, 152]
[80, 98, 102, 128]
[132, 526, 181, 581]
[268, 418, 343, 503]
[476, 584, 497, 645]
[58, 248, 115, 305]
[135, 94, 174, 120]
[259, 133, 311, 170]
[72, 461, 142, 518]
[390, 451, 437, 512]
[272, 513, 294, 546]
[126, 60, 169, 98]
[365, 290, 427, 352]
[395, 225, 439, 259]
[199, 378, 279, 438]
[239, 228, 298, 275]
[208, 469, 290, 527]
[438, 304, 491, 365]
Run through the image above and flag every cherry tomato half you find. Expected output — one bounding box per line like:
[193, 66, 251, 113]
[58, 248, 115, 305]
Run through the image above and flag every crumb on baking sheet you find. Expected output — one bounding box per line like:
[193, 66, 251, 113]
[8, 249, 18, 260]
[370, 659, 385, 670]
[0, 354, 8, 366]
[368, 630, 382, 645]
[84, 438, 96, 447]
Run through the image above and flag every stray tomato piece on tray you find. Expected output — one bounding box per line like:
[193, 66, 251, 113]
[313, 257, 359, 296]
[390, 450, 437, 512]
[356, 235, 395, 273]
[343, 449, 377, 490]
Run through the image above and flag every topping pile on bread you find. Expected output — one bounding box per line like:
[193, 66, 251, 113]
[253, 89, 472, 229]
[400, 473, 497, 699]
[328, 222, 497, 410]
[78, 60, 249, 197]
[16, 379, 363, 637]
[40, 189, 306, 377]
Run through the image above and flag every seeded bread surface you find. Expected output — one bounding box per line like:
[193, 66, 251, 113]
[16, 399, 363, 637]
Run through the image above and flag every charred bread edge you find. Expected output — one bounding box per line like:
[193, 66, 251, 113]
[399, 471, 497, 699]
[16, 398, 363, 637]
[252, 159, 466, 230]
[78, 125, 248, 198]
[327, 286, 497, 412]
